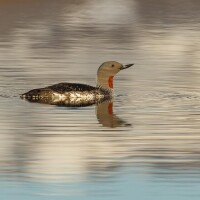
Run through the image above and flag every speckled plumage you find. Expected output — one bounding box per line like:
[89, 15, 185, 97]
[21, 61, 133, 106]
[21, 82, 112, 106]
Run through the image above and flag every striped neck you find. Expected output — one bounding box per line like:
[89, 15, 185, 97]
[96, 84, 113, 97]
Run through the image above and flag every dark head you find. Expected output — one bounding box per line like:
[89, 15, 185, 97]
[97, 61, 134, 89]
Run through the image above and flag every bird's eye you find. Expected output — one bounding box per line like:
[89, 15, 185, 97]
[111, 64, 115, 67]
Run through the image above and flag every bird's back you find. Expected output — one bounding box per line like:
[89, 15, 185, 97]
[47, 82, 97, 93]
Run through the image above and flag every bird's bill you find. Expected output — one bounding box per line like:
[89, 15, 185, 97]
[121, 63, 134, 70]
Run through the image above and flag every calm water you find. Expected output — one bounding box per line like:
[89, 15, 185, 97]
[1, 0, 200, 199]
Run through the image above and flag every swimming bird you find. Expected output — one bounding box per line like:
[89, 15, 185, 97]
[20, 61, 133, 106]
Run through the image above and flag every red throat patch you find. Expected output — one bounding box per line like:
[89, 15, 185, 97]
[108, 76, 113, 88]
[108, 102, 113, 115]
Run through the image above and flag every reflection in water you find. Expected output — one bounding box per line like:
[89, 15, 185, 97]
[1, 0, 200, 199]
[22, 96, 130, 128]
[96, 101, 130, 128]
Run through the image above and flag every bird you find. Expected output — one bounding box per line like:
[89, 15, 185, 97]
[20, 61, 133, 106]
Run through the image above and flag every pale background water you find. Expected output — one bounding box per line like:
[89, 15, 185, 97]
[0, 0, 200, 199]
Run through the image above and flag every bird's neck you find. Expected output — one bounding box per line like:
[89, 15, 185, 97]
[97, 75, 114, 90]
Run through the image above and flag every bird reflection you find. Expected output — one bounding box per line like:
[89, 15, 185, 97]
[22, 97, 130, 128]
[96, 100, 130, 128]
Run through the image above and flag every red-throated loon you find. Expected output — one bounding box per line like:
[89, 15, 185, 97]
[20, 61, 133, 106]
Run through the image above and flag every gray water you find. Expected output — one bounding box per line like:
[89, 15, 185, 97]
[1, 0, 200, 199]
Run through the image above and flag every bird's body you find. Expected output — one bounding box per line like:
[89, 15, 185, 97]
[21, 61, 133, 106]
[21, 82, 111, 106]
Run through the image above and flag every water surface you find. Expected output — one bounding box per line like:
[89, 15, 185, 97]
[0, 0, 200, 199]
